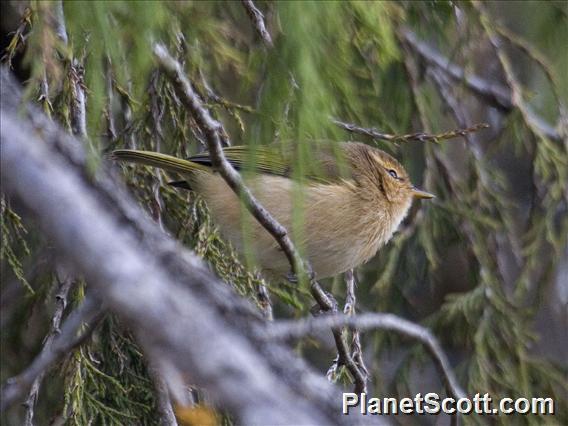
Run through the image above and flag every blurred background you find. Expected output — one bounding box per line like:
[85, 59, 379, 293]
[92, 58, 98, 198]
[1, 1, 566, 424]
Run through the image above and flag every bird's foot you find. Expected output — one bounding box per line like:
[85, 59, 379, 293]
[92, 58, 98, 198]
[310, 291, 339, 316]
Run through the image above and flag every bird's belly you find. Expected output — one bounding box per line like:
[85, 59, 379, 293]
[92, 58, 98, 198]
[194, 174, 387, 280]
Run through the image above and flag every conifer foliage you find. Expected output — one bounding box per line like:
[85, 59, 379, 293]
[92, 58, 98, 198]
[1, 1, 566, 425]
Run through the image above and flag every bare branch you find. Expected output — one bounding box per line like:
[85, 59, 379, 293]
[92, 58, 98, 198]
[267, 312, 466, 401]
[67, 59, 87, 138]
[104, 57, 118, 144]
[1, 296, 104, 412]
[52, 0, 68, 45]
[149, 367, 178, 426]
[400, 27, 562, 142]
[240, 0, 273, 47]
[255, 275, 274, 321]
[333, 118, 489, 143]
[153, 44, 367, 392]
[472, 1, 566, 143]
[153, 43, 304, 277]
[326, 270, 369, 394]
[400, 27, 511, 109]
[23, 271, 74, 426]
[1, 68, 378, 425]
[344, 270, 368, 391]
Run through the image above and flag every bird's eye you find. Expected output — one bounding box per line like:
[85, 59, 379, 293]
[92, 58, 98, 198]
[388, 169, 398, 179]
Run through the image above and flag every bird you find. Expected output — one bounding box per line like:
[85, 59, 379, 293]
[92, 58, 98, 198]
[113, 142, 433, 281]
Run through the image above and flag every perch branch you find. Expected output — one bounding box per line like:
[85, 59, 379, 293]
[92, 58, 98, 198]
[268, 312, 466, 401]
[153, 43, 303, 276]
[153, 43, 367, 391]
[149, 367, 178, 426]
[344, 270, 369, 389]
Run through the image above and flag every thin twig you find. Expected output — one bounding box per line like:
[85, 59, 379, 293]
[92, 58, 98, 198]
[240, 0, 273, 47]
[51, 0, 87, 140]
[1, 297, 105, 412]
[255, 273, 274, 321]
[344, 270, 368, 391]
[326, 270, 369, 394]
[400, 27, 511, 109]
[1, 7, 32, 67]
[148, 69, 166, 230]
[153, 43, 366, 389]
[104, 57, 118, 144]
[333, 118, 489, 143]
[268, 312, 466, 401]
[23, 270, 73, 426]
[494, 24, 565, 118]
[153, 43, 306, 279]
[38, 69, 53, 117]
[69, 62, 87, 138]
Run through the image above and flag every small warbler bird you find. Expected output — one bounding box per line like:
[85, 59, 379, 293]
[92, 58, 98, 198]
[113, 142, 433, 280]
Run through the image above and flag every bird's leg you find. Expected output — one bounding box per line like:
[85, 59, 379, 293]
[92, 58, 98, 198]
[285, 268, 316, 285]
[309, 291, 338, 317]
[285, 271, 298, 284]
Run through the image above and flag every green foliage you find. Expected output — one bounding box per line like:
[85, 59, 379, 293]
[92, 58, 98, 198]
[1, 198, 33, 294]
[2, 1, 566, 425]
[63, 312, 157, 424]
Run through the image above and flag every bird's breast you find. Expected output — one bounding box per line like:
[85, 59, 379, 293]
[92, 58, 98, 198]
[193, 173, 409, 280]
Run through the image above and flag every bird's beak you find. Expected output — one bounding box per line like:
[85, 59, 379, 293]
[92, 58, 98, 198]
[412, 187, 435, 199]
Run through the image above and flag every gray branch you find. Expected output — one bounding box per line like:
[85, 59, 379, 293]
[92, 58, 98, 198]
[333, 118, 489, 143]
[1, 296, 104, 412]
[240, 0, 273, 47]
[344, 270, 369, 392]
[0, 67, 381, 425]
[153, 43, 303, 276]
[53, 0, 68, 45]
[400, 27, 561, 142]
[23, 271, 74, 426]
[267, 312, 467, 402]
[149, 367, 178, 426]
[153, 43, 368, 392]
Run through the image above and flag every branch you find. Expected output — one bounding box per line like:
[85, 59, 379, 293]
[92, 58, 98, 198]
[333, 118, 489, 143]
[344, 270, 369, 390]
[153, 43, 304, 277]
[1, 296, 104, 412]
[400, 27, 562, 142]
[153, 44, 367, 392]
[149, 367, 178, 426]
[1, 68, 378, 425]
[471, 1, 565, 143]
[240, 0, 273, 47]
[52, 0, 68, 46]
[267, 312, 466, 401]
[255, 274, 274, 321]
[23, 270, 74, 426]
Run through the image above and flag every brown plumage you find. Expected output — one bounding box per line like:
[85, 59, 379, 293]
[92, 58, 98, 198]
[113, 142, 433, 280]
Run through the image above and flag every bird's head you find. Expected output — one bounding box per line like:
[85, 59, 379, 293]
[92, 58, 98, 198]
[350, 144, 435, 211]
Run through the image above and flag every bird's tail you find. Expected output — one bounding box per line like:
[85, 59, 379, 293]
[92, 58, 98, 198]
[112, 149, 210, 175]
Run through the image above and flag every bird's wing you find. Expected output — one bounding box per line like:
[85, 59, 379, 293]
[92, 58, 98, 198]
[190, 146, 291, 177]
[190, 144, 352, 183]
[113, 149, 210, 174]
